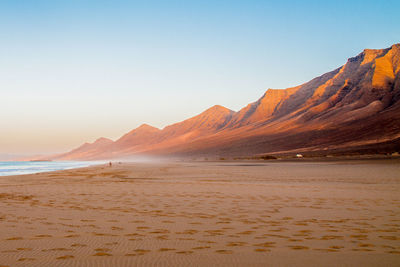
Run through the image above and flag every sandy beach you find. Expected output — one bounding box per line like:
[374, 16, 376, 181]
[0, 159, 399, 266]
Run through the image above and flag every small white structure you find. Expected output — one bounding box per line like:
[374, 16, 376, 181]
[296, 154, 303, 158]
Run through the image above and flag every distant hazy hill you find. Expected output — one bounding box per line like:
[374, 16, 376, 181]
[53, 44, 400, 160]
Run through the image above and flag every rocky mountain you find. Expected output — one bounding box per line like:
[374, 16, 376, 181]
[54, 137, 113, 160]
[54, 44, 400, 160]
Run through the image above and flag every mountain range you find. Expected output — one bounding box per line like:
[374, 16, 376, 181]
[53, 44, 400, 160]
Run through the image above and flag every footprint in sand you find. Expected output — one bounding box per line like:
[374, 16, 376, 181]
[387, 250, 400, 254]
[2, 250, 18, 253]
[204, 230, 225, 236]
[313, 248, 340, 252]
[159, 248, 176, 252]
[134, 249, 151, 253]
[358, 243, 375, 248]
[42, 248, 72, 252]
[254, 248, 270, 252]
[92, 232, 117, 237]
[254, 242, 276, 248]
[17, 258, 35, 262]
[199, 240, 216, 244]
[192, 246, 211, 250]
[352, 248, 375, 252]
[289, 246, 309, 250]
[215, 250, 233, 254]
[64, 234, 80, 238]
[176, 250, 194, 254]
[150, 229, 170, 234]
[104, 242, 119, 246]
[294, 230, 313, 237]
[226, 241, 247, 247]
[71, 243, 87, 247]
[288, 238, 303, 242]
[125, 233, 145, 237]
[379, 235, 398, 240]
[320, 235, 343, 240]
[125, 249, 151, 256]
[16, 248, 32, 251]
[237, 230, 255, 235]
[156, 235, 169, 240]
[5, 237, 23, 241]
[34, 234, 52, 238]
[59, 218, 72, 221]
[56, 255, 74, 260]
[350, 234, 368, 240]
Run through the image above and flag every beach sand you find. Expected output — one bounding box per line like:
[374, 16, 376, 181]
[0, 159, 399, 266]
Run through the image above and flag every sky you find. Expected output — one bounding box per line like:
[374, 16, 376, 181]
[1, 0, 399, 154]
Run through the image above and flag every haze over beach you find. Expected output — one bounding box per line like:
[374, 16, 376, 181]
[1, 0, 400, 266]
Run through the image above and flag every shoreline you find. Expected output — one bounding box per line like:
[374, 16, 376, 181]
[0, 161, 105, 177]
[2, 155, 400, 177]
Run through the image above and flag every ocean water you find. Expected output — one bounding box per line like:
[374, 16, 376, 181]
[0, 161, 103, 176]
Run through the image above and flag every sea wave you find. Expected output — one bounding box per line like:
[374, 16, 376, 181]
[0, 161, 104, 176]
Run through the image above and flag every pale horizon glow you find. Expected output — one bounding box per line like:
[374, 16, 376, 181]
[1, 0, 399, 155]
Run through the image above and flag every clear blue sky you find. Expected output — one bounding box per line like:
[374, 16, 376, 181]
[1, 0, 399, 154]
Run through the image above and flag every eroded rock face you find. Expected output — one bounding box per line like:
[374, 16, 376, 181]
[54, 44, 400, 159]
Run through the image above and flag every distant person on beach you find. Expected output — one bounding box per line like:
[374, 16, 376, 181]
[109, 162, 112, 167]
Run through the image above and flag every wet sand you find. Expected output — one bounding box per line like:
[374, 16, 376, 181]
[0, 160, 399, 266]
